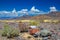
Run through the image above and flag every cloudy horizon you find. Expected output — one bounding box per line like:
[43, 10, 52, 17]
[0, 6, 59, 18]
[0, 0, 60, 18]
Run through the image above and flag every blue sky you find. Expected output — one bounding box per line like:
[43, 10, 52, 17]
[0, 0, 60, 11]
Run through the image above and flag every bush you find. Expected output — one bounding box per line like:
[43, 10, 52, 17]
[40, 29, 52, 37]
[29, 21, 39, 26]
[19, 22, 28, 32]
[2, 24, 19, 38]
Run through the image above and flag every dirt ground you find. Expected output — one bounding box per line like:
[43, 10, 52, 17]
[0, 22, 60, 40]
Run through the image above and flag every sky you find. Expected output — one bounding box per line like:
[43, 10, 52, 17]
[0, 0, 60, 12]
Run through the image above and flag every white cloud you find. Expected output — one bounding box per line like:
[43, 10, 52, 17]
[0, 8, 18, 17]
[50, 6, 57, 12]
[31, 6, 40, 12]
[17, 9, 28, 16]
[0, 11, 10, 13]
[18, 9, 28, 13]
[0, 7, 48, 17]
[29, 6, 46, 15]
[12, 8, 17, 13]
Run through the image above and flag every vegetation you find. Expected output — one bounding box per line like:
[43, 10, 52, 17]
[2, 24, 19, 38]
[43, 19, 60, 24]
[19, 21, 29, 32]
[40, 29, 52, 37]
[29, 20, 40, 26]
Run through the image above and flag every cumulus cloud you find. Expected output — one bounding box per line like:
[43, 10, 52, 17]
[0, 11, 10, 13]
[0, 8, 18, 17]
[30, 6, 40, 12]
[12, 8, 16, 13]
[18, 9, 28, 14]
[11, 8, 18, 17]
[29, 6, 46, 15]
[50, 6, 57, 12]
[17, 9, 28, 16]
[0, 6, 47, 17]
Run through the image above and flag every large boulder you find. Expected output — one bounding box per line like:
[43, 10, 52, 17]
[40, 29, 52, 37]
[34, 29, 52, 37]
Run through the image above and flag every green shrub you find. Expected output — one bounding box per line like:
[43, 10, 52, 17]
[2, 24, 11, 36]
[2, 24, 19, 38]
[29, 21, 39, 26]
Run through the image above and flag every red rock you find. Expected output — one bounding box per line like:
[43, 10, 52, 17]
[58, 32, 60, 36]
[29, 28, 39, 35]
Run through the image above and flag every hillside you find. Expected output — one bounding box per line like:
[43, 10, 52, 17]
[29, 12, 60, 20]
[1, 11, 60, 20]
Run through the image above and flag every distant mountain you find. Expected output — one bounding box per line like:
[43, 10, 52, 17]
[15, 11, 60, 20]
[29, 11, 60, 20]
[0, 11, 60, 20]
[48, 12, 60, 17]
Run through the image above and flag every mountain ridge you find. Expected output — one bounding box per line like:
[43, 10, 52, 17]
[0, 11, 60, 20]
[18, 11, 60, 20]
